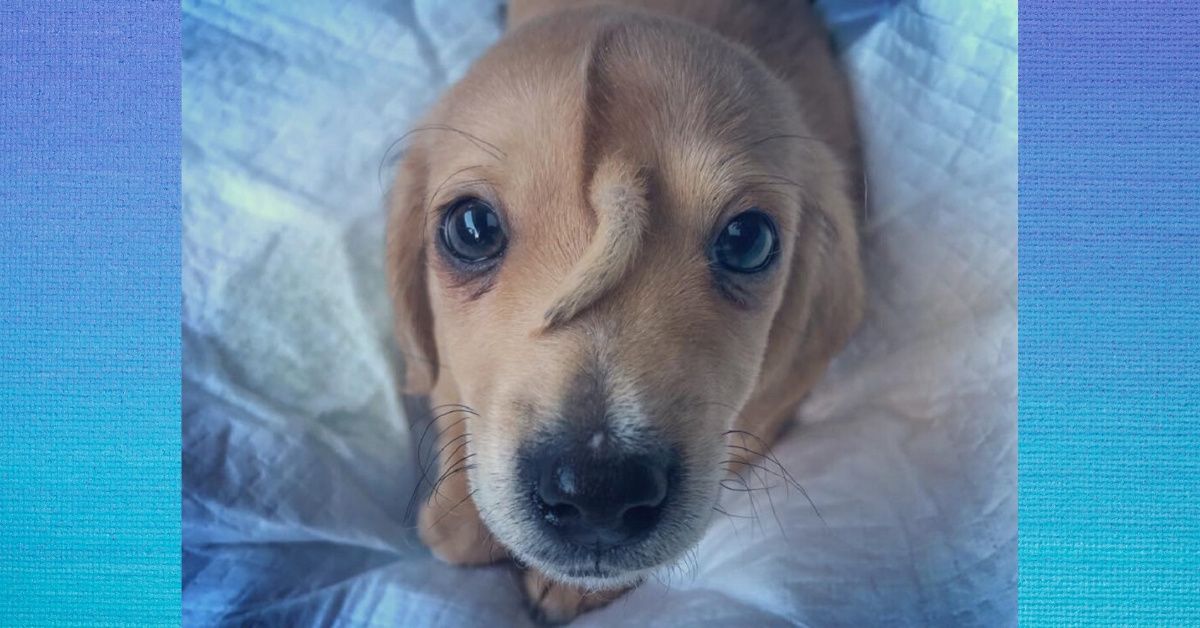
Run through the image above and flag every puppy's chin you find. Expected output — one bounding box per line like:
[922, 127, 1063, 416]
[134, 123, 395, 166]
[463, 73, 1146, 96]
[504, 533, 661, 587]
[522, 554, 650, 590]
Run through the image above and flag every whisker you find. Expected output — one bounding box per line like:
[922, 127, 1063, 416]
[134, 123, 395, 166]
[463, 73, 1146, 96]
[437, 437, 472, 472]
[426, 423, 472, 462]
[405, 404, 481, 521]
[415, 410, 474, 467]
[412, 433, 473, 508]
[420, 166, 489, 232]
[722, 452, 800, 493]
[413, 413, 471, 493]
[428, 488, 479, 531]
[413, 124, 506, 160]
[739, 473, 764, 535]
[724, 430, 826, 526]
[429, 464, 478, 508]
[746, 459, 787, 540]
[427, 403, 476, 414]
[725, 442, 807, 496]
[718, 479, 775, 492]
[378, 124, 506, 194]
[712, 505, 754, 520]
[428, 453, 478, 503]
[684, 546, 700, 582]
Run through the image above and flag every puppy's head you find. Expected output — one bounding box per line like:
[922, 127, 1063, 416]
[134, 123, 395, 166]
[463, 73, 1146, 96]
[388, 10, 862, 587]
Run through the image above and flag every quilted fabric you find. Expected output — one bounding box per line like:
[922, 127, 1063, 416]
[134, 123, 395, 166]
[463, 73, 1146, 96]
[182, 0, 1016, 625]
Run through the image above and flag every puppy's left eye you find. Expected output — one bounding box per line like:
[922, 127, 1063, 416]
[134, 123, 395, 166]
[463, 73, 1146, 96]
[440, 197, 507, 263]
[712, 210, 779, 273]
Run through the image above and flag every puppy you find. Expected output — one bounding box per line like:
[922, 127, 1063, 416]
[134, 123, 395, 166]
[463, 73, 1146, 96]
[387, 0, 864, 622]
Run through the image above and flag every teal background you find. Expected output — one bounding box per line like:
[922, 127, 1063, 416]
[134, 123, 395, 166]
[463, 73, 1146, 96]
[1019, 1, 1200, 624]
[0, 0, 1197, 625]
[0, 2, 181, 624]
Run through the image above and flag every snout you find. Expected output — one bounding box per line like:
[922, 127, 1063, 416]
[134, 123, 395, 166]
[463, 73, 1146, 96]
[519, 433, 678, 551]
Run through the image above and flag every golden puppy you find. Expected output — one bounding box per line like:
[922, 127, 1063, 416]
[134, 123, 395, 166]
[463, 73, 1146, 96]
[387, 0, 864, 622]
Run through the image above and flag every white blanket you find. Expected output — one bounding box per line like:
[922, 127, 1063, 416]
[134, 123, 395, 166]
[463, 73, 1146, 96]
[182, 0, 1016, 625]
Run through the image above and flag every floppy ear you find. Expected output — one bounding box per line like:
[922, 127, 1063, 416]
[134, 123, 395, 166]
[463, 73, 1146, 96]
[743, 146, 865, 434]
[385, 145, 439, 395]
[785, 162, 865, 381]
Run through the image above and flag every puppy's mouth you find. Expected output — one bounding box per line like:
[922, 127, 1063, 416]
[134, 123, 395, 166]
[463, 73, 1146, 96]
[517, 533, 668, 588]
[526, 545, 641, 585]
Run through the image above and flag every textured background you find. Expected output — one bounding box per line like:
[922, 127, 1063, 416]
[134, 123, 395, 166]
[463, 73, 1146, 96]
[1019, 1, 1200, 624]
[0, 2, 181, 625]
[0, 1, 1197, 626]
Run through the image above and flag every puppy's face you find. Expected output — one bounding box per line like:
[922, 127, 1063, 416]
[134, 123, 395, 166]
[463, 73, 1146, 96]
[389, 14, 859, 588]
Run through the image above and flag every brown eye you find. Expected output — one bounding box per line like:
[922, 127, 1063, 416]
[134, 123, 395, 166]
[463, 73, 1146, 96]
[440, 198, 506, 263]
[711, 210, 779, 273]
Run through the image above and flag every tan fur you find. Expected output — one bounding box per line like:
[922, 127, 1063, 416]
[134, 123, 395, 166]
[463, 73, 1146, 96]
[387, 0, 864, 621]
[542, 155, 647, 329]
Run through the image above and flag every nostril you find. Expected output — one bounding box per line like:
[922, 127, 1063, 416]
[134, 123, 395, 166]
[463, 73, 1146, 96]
[547, 502, 580, 524]
[532, 484, 582, 526]
[621, 503, 662, 535]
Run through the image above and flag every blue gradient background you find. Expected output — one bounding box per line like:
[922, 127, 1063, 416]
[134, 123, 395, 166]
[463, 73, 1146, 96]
[1020, 1, 1200, 624]
[0, 1, 1196, 625]
[0, 2, 180, 624]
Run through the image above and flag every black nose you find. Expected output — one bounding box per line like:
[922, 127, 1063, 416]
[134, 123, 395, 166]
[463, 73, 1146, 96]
[529, 447, 671, 548]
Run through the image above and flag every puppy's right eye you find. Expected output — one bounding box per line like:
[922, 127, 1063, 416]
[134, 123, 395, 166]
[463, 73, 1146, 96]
[711, 209, 779, 274]
[440, 198, 507, 263]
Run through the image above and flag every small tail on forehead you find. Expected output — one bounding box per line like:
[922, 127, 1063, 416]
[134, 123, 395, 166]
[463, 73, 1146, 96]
[541, 155, 648, 330]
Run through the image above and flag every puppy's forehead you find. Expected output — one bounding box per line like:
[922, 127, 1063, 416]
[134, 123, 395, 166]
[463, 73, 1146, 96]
[428, 12, 798, 209]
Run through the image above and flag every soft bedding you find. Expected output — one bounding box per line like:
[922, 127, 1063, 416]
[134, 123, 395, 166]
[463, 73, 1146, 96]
[182, 0, 1017, 625]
